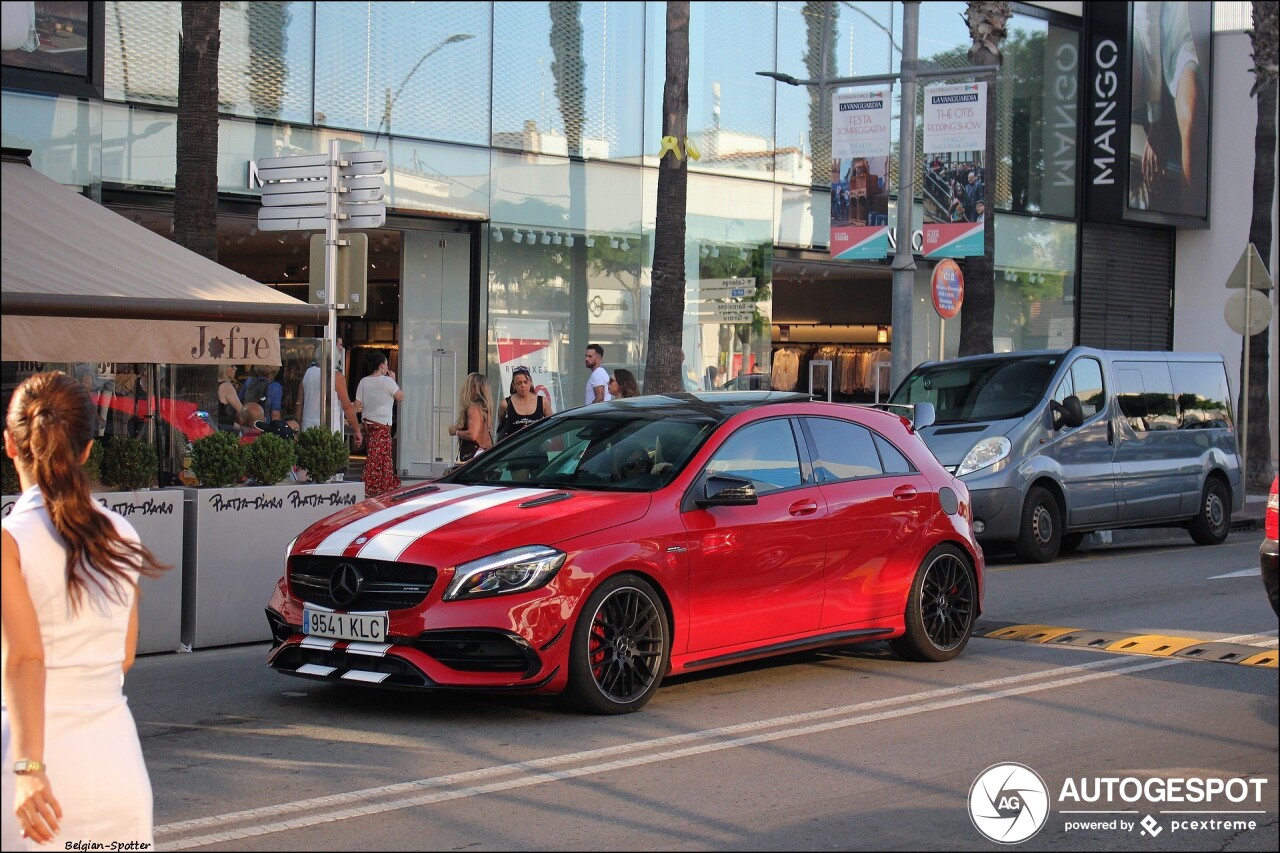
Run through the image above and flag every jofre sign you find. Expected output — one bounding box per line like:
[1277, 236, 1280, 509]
[931, 260, 965, 320]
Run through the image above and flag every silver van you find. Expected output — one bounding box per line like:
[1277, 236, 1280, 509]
[888, 347, 1243, 562]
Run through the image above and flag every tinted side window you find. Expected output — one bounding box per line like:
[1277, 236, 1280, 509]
[1053, 357, 1105, 419]
[1115, 361, 1176, 432]
[1171, 362, 1233, 429]
[804, 417, 882, 483]
[873, 434, 914, 475]
[704, 419, 803, 494]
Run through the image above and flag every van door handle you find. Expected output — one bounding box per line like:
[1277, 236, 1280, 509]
[788, 499, 819, 516]
[1107, 422, 1114, 445]
[893, 485, 917, 500]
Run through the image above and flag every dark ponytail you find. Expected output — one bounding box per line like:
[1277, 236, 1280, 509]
[6, 372, 168, 607]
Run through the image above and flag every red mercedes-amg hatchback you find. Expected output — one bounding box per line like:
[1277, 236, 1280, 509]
[266, 392, 984, 713]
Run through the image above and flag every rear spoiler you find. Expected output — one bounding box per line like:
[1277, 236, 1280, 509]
[869, 402, 937, 433]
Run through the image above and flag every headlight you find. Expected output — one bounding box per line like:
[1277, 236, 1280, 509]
[444, 546, 567, 601]
[956, 436, 1011, 477]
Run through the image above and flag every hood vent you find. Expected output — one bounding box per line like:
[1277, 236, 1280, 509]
[519, 492, 573, 508]
[933, 425, 989, 435]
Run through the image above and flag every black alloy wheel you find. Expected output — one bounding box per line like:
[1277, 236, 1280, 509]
[891, 544, 976, 662]
[565, 574, 669, 714]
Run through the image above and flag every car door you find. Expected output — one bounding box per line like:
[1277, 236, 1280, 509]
[682, 417, 827, 653]
[1049, 356, 1121, 528]
[1112, 360, 1185, 520]
[800, 416, 929, 626]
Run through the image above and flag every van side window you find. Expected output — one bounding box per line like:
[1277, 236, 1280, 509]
[1115, 362, 1177, 432]
[1054, 358, 1105, 419]
[1171, 362, 1233, 429]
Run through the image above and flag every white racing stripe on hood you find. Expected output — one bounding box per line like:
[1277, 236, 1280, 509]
[356, 488, 550, 562]
[312, 486, 499, 556]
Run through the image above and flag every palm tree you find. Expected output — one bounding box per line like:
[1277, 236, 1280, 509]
[1243, 0, 1277, 490]
[956, 1, 1010, 357]
[173, 1, 220, 263]
[644, 1, 691, 394]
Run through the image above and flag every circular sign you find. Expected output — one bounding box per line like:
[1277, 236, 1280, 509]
[932, 259, 965, 319]
[1224, 290, 1271, 336]
[968, 762, 1050, 844]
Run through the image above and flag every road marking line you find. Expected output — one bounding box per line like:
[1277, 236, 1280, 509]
[154, 656, 1164, 848]
[1208, 568, 1260, 578]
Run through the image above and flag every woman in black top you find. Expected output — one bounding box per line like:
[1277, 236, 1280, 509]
[216, 364, 242, 433]
[496, 366, 552, 440]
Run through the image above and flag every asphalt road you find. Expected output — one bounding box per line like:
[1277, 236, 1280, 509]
[128, 531, 1278, 851]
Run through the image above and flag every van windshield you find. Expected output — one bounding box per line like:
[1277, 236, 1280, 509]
[889, 356, 1060, 424]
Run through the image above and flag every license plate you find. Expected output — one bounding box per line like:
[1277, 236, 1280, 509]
[303, 608, 388, 642]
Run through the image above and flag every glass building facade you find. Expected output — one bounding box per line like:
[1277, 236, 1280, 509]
[2, 0, 1082, 476]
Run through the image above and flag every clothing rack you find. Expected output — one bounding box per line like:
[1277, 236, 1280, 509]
[770, 343, 892, 400]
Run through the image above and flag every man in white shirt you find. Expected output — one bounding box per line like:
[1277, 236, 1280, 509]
[294, 340, 362, 447]
[584, 344, 612, 406]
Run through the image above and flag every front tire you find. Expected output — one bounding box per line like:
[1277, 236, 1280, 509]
[890, 544, 977, 662]
[564, 574, 669, 714]
[1188, 478, 1231, 545]
[1015, 486, 1062, 563]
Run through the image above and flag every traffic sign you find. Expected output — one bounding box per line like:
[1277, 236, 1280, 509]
[1224, 243, 1273, 291]
[309, 233, 369, 318]
[1224, 290, 1271, 335]
[255, 151, 386, 181]
[260, 176, 385, 207]
[931, 259, 964, 319]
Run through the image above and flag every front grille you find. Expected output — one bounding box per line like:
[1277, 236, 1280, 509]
[289, 555, 436, 611]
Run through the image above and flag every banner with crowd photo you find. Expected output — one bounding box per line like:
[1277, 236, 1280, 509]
[829, 90, 892, 260]
[921, 82, 987, 258]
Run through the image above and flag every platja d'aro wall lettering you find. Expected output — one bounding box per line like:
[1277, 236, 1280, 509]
[206, 489, 358, 513]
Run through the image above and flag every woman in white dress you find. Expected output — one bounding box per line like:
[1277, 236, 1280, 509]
[2, 371, 168, 848]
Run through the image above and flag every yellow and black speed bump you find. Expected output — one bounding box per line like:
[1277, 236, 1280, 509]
[975, 620, 1279, 668]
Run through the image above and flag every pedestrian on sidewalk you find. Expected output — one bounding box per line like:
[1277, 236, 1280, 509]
[2, 371, 168, 848]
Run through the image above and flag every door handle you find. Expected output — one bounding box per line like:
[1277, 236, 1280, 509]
[788, 499, 819, 516]
[1107, 421, 1114, 445]
[892, 485, 917, 500]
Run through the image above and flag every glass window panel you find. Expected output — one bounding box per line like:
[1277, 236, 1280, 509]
[314, 3, 490, 144]
[645, 1, 777, 177]
[1, 90, 101, 189]
[705, 419, 803, 493]
[806, 417, 882, 482]
[991, 215, 1077, 353]
[492, 1, 646, 162]
[874, 433, 913, 474]
[1172, 363, 1232, 429]
[103, 2, 313, 123]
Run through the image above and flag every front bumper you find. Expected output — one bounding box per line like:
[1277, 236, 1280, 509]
[969, 487, 1022, 542]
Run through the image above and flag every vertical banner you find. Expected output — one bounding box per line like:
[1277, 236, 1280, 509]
[921, 82, 987, 258]
[830, 90, 892, 260]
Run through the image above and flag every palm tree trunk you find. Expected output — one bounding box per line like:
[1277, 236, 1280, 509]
[1243, 0, 1278, 490]
[174, 1, 220, 263]
[957, 1, 1010, 357]
[645, 1, 690, 394]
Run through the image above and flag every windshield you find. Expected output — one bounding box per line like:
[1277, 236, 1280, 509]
[443, 412, 718, 492]
[889, 356, 1060, 424]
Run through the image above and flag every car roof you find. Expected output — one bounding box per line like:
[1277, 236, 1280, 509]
[575, 391, 811, 424]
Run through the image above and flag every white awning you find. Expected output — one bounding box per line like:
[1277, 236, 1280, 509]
[1, 155, 325, 365]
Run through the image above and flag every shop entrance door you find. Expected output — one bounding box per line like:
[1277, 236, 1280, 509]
[399, 229, 471, 479]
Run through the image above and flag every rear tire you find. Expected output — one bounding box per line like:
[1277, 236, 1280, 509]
[1015, 486, 1062, 563]
[890, 544, 977, 662]
[1188, 478, 1231, 545]
[564, 574, 669, 714]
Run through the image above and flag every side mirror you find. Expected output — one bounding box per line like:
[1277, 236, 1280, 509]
[1054, 395, 1084, 430]
[696, 474, 758, 508]
[911, 402, 936, 431]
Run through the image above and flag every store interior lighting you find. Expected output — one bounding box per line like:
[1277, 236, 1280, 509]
[620, 238, 631, 252]
[585, 236, 596, 247]
[609, 237, 620, 249]
[493, 228, 504, 242]
[513, 230, 524, 243]
[565, 234, 575, 247]
[877, 325, 889, 343]
[552, 233, 563, 245]
[709, 246, 719, 258]
[541, 232, 551, 245]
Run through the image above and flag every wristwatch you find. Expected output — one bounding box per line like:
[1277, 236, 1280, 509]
[13, 759, 45, 775]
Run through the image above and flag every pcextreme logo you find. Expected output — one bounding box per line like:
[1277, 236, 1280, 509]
[968, 763, 1051, 844]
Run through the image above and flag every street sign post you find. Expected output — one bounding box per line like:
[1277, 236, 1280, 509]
[309, 233, 369, 318]
[1221, 242, 1274, 482]
[257, 143, 386, 431]
[931, 259, 964, 358]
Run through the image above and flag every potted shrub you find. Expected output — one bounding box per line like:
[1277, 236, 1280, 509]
[243, 432, 296, 486]
[100, 435, 158, 491]
[189, 431, 244, 488]
[296, 426, 349, 484]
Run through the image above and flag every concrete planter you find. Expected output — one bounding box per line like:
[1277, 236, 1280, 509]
[180, 482, 363, 648]
[2, 489, 185, 655]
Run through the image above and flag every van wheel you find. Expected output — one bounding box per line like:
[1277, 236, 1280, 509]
[1015, 486, 1061, 563]
[1059, 532, 1086, 555]
[890, 544, 976, 662]
[564, 574, 669, 714]
[1188, 478, 1231, 545]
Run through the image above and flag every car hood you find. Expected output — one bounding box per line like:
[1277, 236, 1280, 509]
[292, 483, 652, 568]
[916, 417, 1022, 467]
